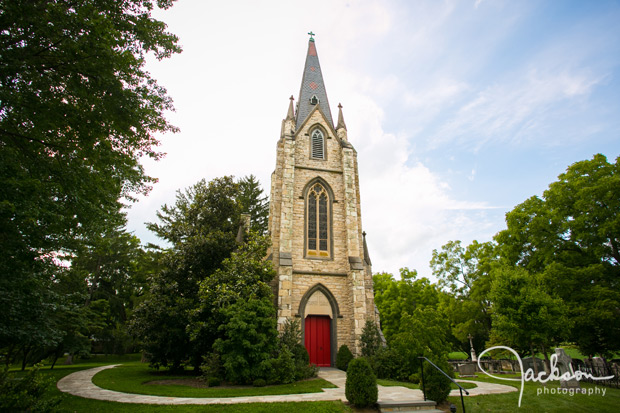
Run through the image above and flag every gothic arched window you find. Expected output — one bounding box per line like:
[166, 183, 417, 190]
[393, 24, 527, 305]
[307, 182, 330, 257]
[311, 129, 325, 160]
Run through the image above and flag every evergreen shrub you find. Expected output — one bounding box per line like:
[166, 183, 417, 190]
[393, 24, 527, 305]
[421, 359, 453, 404]
[345, 357, 378, 408]
[336, 344, 354, 371]
[360, 320, 383, 357]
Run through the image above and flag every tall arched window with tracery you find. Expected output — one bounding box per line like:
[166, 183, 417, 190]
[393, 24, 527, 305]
[307, 182, 330, 257]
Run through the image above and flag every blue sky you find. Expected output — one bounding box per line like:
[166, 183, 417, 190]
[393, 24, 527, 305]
[127, 0, 620, 279]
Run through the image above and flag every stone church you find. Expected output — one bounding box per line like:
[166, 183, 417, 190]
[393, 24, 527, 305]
[268, 35, 379, 367]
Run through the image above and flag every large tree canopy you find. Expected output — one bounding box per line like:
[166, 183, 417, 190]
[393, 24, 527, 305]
[495, 154, 620, 357]
[0, 0, 180, 260]
[0, 0, 179, 364]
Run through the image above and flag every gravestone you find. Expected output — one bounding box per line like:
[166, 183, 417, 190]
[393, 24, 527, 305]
[591, 357, 606, 375]
[554, 348, 582, 392]
[501, 359, 514, 372]
[458, 362, 477, 377]
[522, 356, 545, 373]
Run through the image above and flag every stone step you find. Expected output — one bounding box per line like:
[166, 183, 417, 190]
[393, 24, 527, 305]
[378, 399, 439, 412]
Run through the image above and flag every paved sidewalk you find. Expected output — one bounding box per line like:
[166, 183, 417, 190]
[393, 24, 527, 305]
[57, 365, 516, 405]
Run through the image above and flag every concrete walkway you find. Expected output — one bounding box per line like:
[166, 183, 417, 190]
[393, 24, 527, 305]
[57, 365, 517, 405]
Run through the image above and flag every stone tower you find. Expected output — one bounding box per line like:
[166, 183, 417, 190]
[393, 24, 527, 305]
[268, 36, 378, 366]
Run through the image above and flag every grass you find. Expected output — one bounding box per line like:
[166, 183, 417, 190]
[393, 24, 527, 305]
[92, 362, 336, 397]
[377, 378, 477, 391]
[10, 354, 351, 412]
[452, 372, 620, 412]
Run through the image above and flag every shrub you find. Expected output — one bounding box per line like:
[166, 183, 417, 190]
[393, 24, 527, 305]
[408, 373, 420, 384]
[345, 358, 378, 408]
[279, 318, 302, 349]
[336, 345, 354, 371]
[372, 346, 410, 381]
[253, 378, 266, 387]
[360, 320, 383, 357]
[291, 343, 317, 380]
[0, 364, 62, 412]
[200, 352, 224, 380]
[421, 359, 453, 404]
[206, 377, 221, 387]
[274, 346, 295, 384]
[213, 296, 278, 384]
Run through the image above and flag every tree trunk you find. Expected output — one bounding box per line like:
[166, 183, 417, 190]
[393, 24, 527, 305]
[21, 345, 30, 371]
[542, 344, 551, 375]
[530, 343, 539, 377]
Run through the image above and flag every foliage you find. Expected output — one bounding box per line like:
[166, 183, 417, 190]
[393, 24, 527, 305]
[489, 266, 569, 358]
[360, 320, 383, 357]
[495, 154, 620, 357]
[336, 345, 354, 371]
[238, 175, 270, 235]
[345, 357, 378, 408]
[373, 268, 441, 343]
[279, 318, 302, 350]
[421, 359, 453, 404]
[0, 364, 62, 412]
[278, 319, 317, 380]
[131, 177, 244, 370]
[206, 377, 220, 387]
[1, 0, 178, 370]
[370, 345, 409, 381]
[431, 240, 496, 354]
[213, 296, 279, 384]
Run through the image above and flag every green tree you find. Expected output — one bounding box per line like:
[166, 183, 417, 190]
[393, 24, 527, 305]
[132, 176, 272, 371]
[431, 240, 496, 355]
[489, 266, 569, 372]
[238, 175, 270, 234]
[373, 268, 441, 342]
[495, 154, 620, 357]
[0, 0, 179, 365]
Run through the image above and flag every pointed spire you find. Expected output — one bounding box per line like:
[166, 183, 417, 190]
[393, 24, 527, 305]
[336, 103, 347, 130]
[363, 231, 372, 266]
[286, 95, 295, 120]
[296, 36, 334, 128]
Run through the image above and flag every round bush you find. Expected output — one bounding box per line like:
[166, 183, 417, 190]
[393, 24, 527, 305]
[253, 378, 267, 387]
[336, 345, 354, 371]
[345, 358, 378, 408]
[207, 377, 221, 387]
[422, 360, 453, 404]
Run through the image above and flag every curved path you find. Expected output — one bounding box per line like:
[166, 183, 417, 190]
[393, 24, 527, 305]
[57, 365, 517, 405]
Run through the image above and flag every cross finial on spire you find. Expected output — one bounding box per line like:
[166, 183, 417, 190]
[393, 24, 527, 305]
[308, 31, 315, 41]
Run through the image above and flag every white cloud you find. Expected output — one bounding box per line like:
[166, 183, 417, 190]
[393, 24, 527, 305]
[345, 94, 496, 278]
[431, 68, 602, 150]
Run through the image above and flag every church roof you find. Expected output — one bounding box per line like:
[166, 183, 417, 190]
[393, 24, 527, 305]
[296, 38, 334, 129]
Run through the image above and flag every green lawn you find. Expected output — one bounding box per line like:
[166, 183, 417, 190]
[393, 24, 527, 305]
[13, 354, 620, 412]
[92, 362, 336, 397]
[453, 373, 620, 412]
[12, 355, 351, 412]
[377, 378, 477, 391]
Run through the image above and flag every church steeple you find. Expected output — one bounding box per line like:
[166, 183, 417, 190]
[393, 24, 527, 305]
[296, 35, 334, 128]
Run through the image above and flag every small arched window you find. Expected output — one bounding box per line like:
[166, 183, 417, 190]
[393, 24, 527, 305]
[307, 183, 330, 257]
[311, 129, 325, 160]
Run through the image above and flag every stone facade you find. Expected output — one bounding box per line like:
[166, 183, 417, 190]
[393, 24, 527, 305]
[268, 39, 378, 365]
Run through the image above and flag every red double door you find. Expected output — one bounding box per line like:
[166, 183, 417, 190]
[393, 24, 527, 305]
[304, 315, 331, 367]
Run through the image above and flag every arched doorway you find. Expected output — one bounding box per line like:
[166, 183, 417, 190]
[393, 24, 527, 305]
[299, 284, 340, 367]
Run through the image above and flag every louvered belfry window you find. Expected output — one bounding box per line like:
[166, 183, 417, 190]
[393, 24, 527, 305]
[307, 183, 330, 257]
[311, 129, 325, 159]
